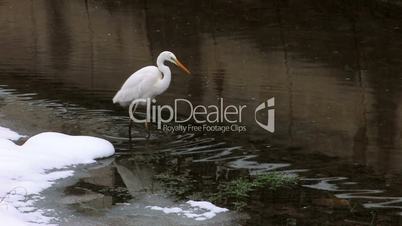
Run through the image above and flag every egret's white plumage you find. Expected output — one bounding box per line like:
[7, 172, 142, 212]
[113, 51, 190, 107]
[113, 66, 162, 106]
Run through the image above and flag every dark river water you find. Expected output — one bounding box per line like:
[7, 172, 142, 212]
[1, 0, 402, 225]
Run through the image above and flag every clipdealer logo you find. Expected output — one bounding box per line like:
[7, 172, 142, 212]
[129, 98, 275, 133]
[254, 97, 275, 132]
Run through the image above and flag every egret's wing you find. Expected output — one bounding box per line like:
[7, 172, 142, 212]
[113, 66, 161, 106]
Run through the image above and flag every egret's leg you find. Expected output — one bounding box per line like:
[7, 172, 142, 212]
[128, 119, 132, 141]
[129, 102, 138, 142]
[145, 120, 150, 139]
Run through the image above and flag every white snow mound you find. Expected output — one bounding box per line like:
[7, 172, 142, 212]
[0, 126, 25, 141]
[0, 130, 115, 225]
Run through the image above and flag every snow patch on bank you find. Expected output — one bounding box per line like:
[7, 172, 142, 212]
[146, 200, 229, 221]
[0, 130, 115, 225]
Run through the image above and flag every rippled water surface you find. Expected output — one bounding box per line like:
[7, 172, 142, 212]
[2, 0, 402, 225]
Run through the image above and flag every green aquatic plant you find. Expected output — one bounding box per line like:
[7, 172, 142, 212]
[252, 172, 298, 190]
[218, 172, 298, 210]
[154, 169, 298, 211]
[221, 177, 255, 199]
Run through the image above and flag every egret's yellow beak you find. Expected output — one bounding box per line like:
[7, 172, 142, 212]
[174, 59, 191, 75]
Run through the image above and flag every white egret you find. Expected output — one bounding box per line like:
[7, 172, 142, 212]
[113, 51, 191, 139]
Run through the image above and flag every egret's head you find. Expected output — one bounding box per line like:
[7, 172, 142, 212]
[161, 51, 191, 75]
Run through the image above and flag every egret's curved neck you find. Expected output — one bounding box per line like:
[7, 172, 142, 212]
[156, 55, 171, 92]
